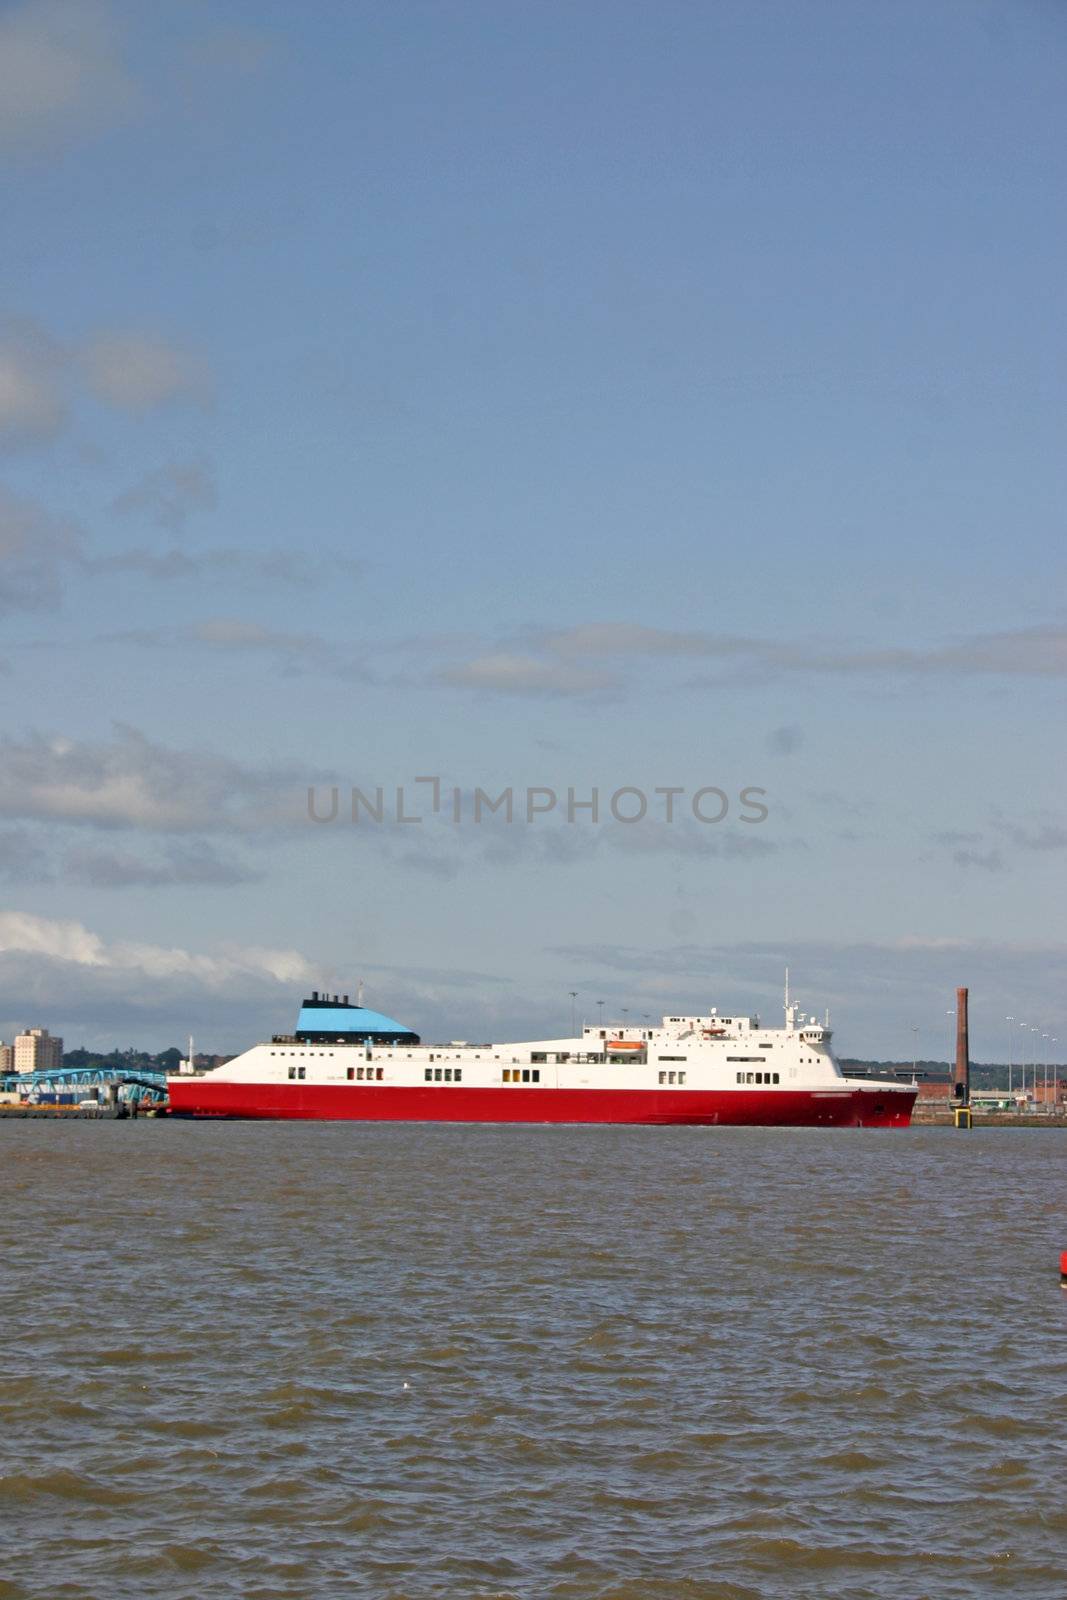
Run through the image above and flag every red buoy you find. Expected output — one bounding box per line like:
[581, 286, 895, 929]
[1061, 1251, 1067, 1286]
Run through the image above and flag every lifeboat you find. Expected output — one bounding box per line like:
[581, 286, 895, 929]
[702, 1027, 727, 1037]
[606, 1039, 643, 1051]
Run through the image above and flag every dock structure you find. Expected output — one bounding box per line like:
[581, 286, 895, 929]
[0, 1064, 169, 1110]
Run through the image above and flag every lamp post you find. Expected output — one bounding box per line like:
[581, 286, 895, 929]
[1019, 1022, 1029, 1102]
[569, 991, 578, 1036]
[1031, 1028, 1040, 1104]
[597, 999, 604, 1029]
[1053, 1040, 1059, 1111]
[1006, 1016, 1014, 1100]
[1042, 1034, 1050, 1112]
[911, 1026, 918, 1080]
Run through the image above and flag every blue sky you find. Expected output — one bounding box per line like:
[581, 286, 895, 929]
[1, 0, 1064, 1061]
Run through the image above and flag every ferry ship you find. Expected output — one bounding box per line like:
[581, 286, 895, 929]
[166, 989, 916, 1126]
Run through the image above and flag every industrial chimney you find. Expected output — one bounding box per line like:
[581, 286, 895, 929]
[953, 987, 970, 1103]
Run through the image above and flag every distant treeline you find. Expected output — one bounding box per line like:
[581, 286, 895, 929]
[61, 1047, 227, 1071]
[839, 1059, 1061, 1088]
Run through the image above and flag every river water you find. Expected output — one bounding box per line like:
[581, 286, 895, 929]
[1, 1122, 1064, 1599]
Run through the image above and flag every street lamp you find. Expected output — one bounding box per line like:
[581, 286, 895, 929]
[1053, 1040, 1059, 1110]
[911, 1026, 918, 1080]
[569, 991, 578, 1035]
[1031, 1028, 1040, 1103]
[1006, 1016, 1014, 1100]
[597, 999, 604, 1029]
[1042, 1034, 1050, 1112]
[1019, 1022, 1029, 1101]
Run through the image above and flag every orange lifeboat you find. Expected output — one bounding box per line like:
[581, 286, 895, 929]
[606, 1040, 643, 1051]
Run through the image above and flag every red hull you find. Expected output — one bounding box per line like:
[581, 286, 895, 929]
[167, 1081, 915, 1128]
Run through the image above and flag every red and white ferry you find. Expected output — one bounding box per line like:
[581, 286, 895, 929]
[167, 989, 916, 1127]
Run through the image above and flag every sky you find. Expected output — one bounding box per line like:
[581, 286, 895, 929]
[0, 0, 1064, 1062]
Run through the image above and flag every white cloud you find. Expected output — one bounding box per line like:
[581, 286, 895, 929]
[437, 622, 1067, 697]
[0, 321, 66, 446]
[0, 725, 304, 833]
[0, 0, 138, 152]
[82, 331, 209, 412]
[440, 652, 621, 697]
[0, 316, 208, 451]
[0, 909, 313, 988]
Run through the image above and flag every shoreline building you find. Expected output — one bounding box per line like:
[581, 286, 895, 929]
[0, 1042, 12, 1074]
[13, 1028, 63, 1074]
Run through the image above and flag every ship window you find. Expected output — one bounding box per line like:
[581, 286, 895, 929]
[288, 1066, 296, 1080]
[424, 1068, 432, 1082]
[455, 1069, 462, 1083]
[375, 1067, 383, 1081]
[444, 1068, 453, 1082]
[668, 1071, 676, 1085]
[532, 1052, 547, 1063]
[679, 1072, 686, 1085]
[434, 1068, 443, 1081]
[736, 1072, 743, 1084]
[346, 1067, 355, 1081]
[773, 1072, 780, 1084]
[658, 1055, 685, 1062]
[658, 1071, 666, 1085]
[522, 1069, 530, 1083]
[298, 1066, 306, 1080]
[746, 1072, 754, 1084]
[755, 1072, 763, 1084]
[532, 1069, 540, 1084]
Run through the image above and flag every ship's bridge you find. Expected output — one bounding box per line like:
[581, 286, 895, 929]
[290, 991, 420, 1046]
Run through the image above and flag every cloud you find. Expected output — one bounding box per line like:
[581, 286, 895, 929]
[0, 724, 305, 834]
[993, 819, 1067, 853]
[0, 316, 208, 452]
[0, 320, 66, 446]
[950, 847, 1005, 873]
[81, 331, 209, 412]
[439, 652, 622, 697]
[437, 622, 1067, 698]
[0, 485, 83, 613]
[0, 0, 138, 153]
[767, 725, 804, 756]
[546, 936, 1067, 1059]
[109, 459, 217, 531]
[0, 910, 544, 1053]
[0, 910, 316, 1043]
[0, 826, 53, 883]
[64, 840, 261, 888]
[104, 617, 371, 679]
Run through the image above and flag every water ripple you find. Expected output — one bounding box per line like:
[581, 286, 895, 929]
[1, 1122, 1065, 1599]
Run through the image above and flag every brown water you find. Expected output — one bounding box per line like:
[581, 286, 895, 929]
[1, 1123, 1064, 1600]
